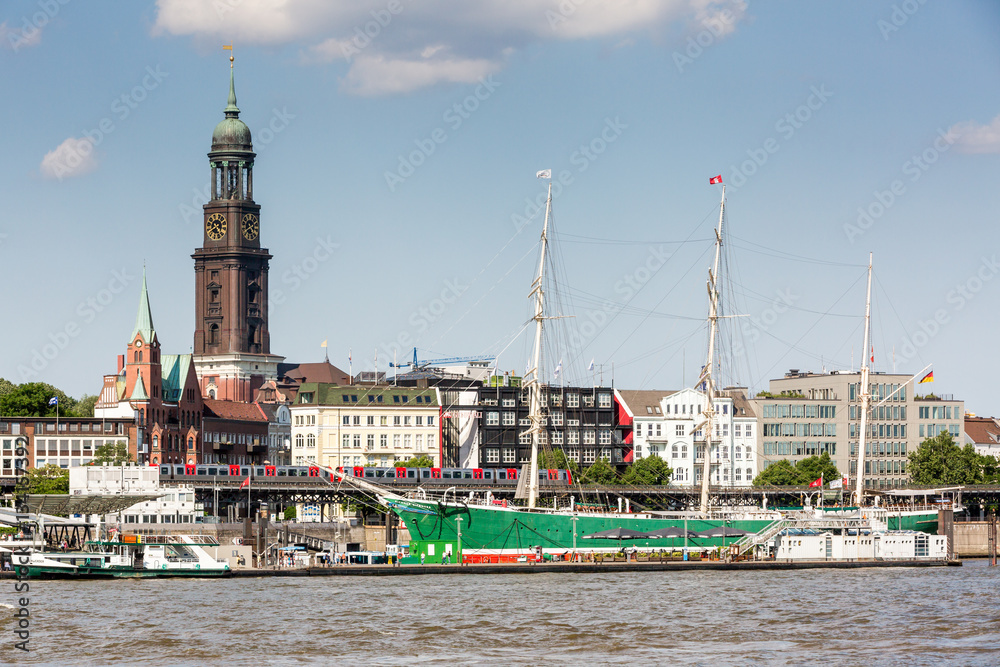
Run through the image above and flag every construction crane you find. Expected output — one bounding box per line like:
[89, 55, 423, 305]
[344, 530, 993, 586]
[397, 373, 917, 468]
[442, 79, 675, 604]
[389, 347, 496, 370]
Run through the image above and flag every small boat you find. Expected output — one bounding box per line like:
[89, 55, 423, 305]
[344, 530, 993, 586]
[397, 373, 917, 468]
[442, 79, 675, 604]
[22, 534, 231, 579]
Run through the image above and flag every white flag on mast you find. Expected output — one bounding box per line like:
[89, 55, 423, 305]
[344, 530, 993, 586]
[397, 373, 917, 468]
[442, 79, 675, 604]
[536, 169, 552, 179]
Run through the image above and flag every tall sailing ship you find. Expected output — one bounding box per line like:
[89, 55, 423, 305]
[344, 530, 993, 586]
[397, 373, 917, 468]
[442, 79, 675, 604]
[357, 179, 778, 561]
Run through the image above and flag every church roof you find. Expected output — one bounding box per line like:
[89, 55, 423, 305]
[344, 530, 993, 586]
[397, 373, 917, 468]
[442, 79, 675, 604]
[131, 269, 156, 344]
[161, 354, 193, 403]
[130, 375, 149, 401]
[211, 63, 252, 152]
[204, 399, 268, 422]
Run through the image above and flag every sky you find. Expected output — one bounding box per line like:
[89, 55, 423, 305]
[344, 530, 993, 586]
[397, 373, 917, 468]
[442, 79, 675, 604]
[1, 1, 998, 415]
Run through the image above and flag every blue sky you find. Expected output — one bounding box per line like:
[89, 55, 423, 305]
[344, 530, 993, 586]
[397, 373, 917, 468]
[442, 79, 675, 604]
[1, 1, 998, 414]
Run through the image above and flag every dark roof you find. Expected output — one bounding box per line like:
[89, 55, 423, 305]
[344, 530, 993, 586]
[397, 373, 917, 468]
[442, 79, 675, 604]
[720, 388, 756, 418]
[616, 390, 677, 416]
[295, 383, 438, 407]
[278, 361, 351, 385]
[203, 400, 268, 422]
[964, 417, 1000, 444]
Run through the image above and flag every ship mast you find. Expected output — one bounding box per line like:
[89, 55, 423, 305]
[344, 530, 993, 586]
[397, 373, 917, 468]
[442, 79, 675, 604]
[854, 253, 873, 506]
[526, 182, 553, 509]
[699, 185, 725, 515]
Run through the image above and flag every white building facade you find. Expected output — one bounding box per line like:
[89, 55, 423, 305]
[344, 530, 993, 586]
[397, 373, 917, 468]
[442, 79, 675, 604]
[619, 388, 758, 487]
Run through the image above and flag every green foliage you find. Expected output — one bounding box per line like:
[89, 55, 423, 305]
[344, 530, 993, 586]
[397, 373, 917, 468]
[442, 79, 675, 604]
[0, 378, 16, 397]
[537, 449, 580, 474]
[0, 382, 88, 417]
[753, 453, 841, 486]
[908, 432, 986, 485]
[581, 458, 618, 484]
[283, 506, 297, 520]
[622, 455, 673, 485]
[755, 390, 806, 399]
[75, 394, 98, 418]
[399, 455, 435, 468]
[15, 464, 69, 495]
[91, 441, 132, 465]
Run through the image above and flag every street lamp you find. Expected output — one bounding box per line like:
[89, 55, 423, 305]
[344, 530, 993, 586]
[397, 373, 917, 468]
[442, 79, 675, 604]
[571, 515, 578, 562]
[456, 517, 463, 565]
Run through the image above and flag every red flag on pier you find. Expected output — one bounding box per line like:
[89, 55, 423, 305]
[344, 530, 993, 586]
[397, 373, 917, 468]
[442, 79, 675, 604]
[240, 477, 250, 489]
[809, 477, 823, 488]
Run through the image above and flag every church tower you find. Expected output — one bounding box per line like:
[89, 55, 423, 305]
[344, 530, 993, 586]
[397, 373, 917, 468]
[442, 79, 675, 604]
[192, 57, 283, 401]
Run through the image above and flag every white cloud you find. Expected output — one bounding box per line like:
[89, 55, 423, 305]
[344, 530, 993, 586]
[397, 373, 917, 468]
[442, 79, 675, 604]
[40, 137, 99, 180]
[945, 115, 1000, 155]
[343, 54, 500, 96]
[154, 0, 749, 95]
[0, 20, 43, 51]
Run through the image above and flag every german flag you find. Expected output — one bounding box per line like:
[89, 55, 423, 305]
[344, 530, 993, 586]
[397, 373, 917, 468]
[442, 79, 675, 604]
[919, 371, 934, 384]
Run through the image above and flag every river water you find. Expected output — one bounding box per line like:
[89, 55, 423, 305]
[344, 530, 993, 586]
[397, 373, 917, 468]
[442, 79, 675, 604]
[4, 560, 1000, 666]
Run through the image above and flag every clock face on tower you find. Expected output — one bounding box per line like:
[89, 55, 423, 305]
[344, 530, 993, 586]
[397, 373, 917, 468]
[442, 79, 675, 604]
[206, 213, 227, 241]
[242, 213, 259, 241]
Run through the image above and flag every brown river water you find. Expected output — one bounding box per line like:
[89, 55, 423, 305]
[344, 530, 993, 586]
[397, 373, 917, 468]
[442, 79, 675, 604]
[3, 560, 1000, 666]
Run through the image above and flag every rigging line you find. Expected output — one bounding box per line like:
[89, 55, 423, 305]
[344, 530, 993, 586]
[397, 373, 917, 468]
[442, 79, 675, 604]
[559, 285, 704, 320]
[429, 242, 539, 347]
[615, 323, 705, 370]
[728, 235, 867, 267]
[636, 324, 706, 390]
[559, 235, 715, 246]
[750, 270, 869, 385]
[596, 244, 715, 370]
[559, 201, 723, 369]
[731, 284, 861, 318]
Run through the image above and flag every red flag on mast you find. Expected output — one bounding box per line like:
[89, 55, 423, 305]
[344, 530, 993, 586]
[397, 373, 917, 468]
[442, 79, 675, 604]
[809, 477, 822, 488]
[709, 175, 723, 184]
[240, 477, 250, 489]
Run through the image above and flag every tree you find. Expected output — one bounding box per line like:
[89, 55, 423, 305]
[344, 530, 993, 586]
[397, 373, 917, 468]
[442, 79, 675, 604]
[15, 465, 69, 495]
[908, 433, 984, 485]
[752, 453, 841, 487]
[795, 453, 841, 485]
[283, 506, 297, 520]
[0, 383, 60, 417]
[580, 458, 618, 484]
[399, 455, 435, 468]
[75, 394, 98, 418]
[537, 449, 580, 474]
[0, 378, 15, 398]
[753, 459, 801, 486]
[622, 455, 673, 485]
[91, 441, 132, 465]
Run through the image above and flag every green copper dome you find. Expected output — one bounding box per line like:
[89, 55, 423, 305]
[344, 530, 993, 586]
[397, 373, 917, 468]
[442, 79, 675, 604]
[211, 65, 252, 151]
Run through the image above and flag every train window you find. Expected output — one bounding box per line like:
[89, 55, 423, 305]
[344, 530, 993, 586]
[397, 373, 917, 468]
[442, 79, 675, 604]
[421, 469, 430, 478]
[277, 468, 287, 476]
[197, 466, 208, 475]
[497, 471, 507, 480]
[254, 467, 264, 476]
[207, 467, 218, 476]
[160, 466, 169, 475]
[484, 471, 493, 480]
[463, 471, 473, 479]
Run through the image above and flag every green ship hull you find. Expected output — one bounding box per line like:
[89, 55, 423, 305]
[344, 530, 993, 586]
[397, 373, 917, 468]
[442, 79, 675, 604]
[387, 498, 777, 558]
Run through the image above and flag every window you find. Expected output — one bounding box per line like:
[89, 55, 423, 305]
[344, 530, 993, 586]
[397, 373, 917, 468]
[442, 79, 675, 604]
[367, 416, 375, 426]
[582, 449, 595, 464]
[519, 431, 531, 444]
[404, 435, 412, 449]
[416, 435, 423, 451]
[598, 393, 612, 408]
[675, 425, 685, 436]
[567, 430, 579, 445]
[416, 416, 424, 426]
[342, 434, 349, 448]
[502, 412, 515, 426]
[427, 416, 435, 426]
[427, 434, 435, 450]
[503, 448, 515, 463]
[599, 429, 611, 445]
[551, 431, 563, 445]
[567, 394, 579, 408]
[393, 434, 400, 449]
[367, 434, 375, 450]
[486, 449, 499, 463]
[306, 434, 316, 448]
[380, 434, 388, 448]
[404, 416, 412, 427]
[502, 398, 515, 408]
[353, 434, 361, 448]
[342, 416, 350, 426]
[353, 416, 361, 426]
[486, 412, 499, 426]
